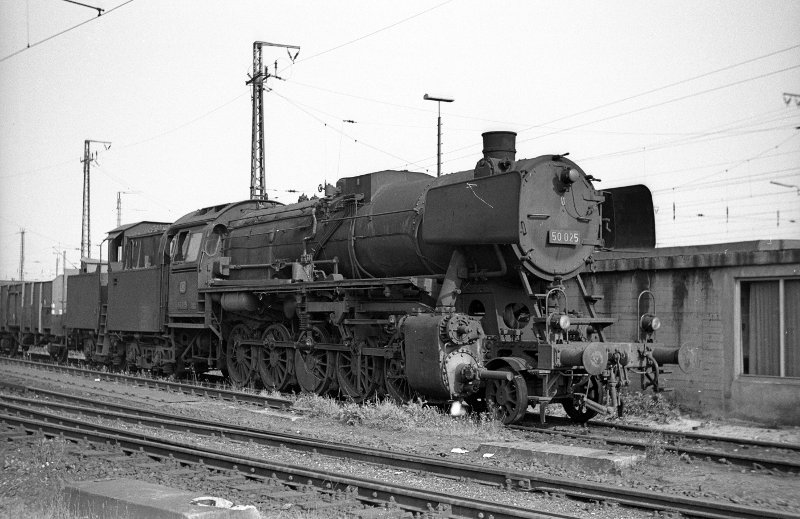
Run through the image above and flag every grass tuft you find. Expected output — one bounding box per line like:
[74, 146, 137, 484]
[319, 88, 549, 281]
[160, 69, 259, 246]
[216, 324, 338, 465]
[621, 391, 682, 423]
[293, 393, 510, 440]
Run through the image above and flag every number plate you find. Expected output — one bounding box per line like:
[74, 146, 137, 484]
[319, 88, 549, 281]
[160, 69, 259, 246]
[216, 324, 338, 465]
[548, 229, 581, 245]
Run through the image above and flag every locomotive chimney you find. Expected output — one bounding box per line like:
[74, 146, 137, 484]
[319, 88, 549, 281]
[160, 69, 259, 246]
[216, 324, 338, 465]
[475, 131, 517, 177]
[482, 131, 516, 162]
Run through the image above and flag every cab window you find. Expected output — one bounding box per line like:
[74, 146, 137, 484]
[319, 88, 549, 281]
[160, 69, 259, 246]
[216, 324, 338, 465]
[124, 235, 160, 269]
[173, 231, 204, 263]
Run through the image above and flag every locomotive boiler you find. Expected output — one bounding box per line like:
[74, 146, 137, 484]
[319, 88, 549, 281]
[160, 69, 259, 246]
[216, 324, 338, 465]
[0, 131, 697, 424]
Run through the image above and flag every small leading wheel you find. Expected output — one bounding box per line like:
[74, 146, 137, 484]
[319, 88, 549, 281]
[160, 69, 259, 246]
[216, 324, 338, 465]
[226, 324, 255, 387]
[336, 348, 383, 403]
[562, 375, 606, 423]
[257, 323, 295, 391]
[485, 367, 529, 424]
[383, 356, 413, 403]
[294, 326, 336, 395]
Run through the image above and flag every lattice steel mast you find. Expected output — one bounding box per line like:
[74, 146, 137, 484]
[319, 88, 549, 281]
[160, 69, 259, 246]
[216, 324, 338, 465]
[246, 41, 299, 200]
[80, 139, 111, 259]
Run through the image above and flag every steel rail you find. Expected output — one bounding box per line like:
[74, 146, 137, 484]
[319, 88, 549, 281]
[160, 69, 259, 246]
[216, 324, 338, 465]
[0, 397, 792, 519]
[511, 424, 800, 473]
[525, 415, 800, 452]
[0, 411, 573, 519]
[0, 356, 292, 409]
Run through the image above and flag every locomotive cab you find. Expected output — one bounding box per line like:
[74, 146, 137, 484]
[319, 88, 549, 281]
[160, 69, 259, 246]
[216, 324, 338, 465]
[104, 221, 170, 368]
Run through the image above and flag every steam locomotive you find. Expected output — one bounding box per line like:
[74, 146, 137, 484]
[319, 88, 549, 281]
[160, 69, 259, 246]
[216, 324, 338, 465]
[0, 131, 697, 424]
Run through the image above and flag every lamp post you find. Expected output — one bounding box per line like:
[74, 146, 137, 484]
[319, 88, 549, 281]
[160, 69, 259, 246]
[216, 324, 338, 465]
[424, 93, 454, 177]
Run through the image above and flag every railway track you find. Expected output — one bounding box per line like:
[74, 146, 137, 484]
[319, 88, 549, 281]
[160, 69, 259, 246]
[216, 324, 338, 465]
[6, 356, 798, 471]
[0, 356, 291, 409]
[512, 419, 800, 473]
[0, 409, 573, 519]
[1, 390, 793, 519]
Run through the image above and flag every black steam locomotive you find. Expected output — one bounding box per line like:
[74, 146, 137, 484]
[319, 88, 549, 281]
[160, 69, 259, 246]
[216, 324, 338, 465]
[0, 132, 696, 424]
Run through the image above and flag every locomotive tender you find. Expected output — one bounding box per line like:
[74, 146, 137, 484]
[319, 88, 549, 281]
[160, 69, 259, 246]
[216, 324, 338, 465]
[0, 131, 696, 424]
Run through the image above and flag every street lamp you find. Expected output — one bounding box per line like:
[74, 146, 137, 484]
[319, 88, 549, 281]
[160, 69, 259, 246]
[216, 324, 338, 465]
[424, 93, 454, 177]
[770, 180, 800, 195]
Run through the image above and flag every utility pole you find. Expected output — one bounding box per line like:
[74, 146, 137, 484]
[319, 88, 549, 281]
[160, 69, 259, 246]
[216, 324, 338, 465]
[18, 229, 25, 281]
[61, 250, 66, 313]
[246, 41, 299, 200]
[80, 139, 111, 258]
[423, 94, 454, 177]
[115, 191, 135, 227]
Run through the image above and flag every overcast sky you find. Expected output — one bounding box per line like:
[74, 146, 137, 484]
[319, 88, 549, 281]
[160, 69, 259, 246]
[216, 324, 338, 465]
[1, 0, 799, 280]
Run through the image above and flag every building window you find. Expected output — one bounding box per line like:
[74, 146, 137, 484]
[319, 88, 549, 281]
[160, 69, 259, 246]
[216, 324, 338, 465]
[740, 278, 800, 377]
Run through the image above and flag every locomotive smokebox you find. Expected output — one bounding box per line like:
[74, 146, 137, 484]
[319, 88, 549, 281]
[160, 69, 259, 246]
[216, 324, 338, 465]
[475, 131, 517, 177]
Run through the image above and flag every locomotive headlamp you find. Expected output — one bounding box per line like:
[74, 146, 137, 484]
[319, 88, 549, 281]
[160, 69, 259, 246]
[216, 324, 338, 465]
[560, 168, 579, 185]
[640, 314, 661, 333]
[558, 314, 572, 331]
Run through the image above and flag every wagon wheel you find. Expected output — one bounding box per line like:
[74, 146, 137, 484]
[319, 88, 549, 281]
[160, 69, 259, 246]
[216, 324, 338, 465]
[82, 335, 97, 366]
[336, 346, 384, 403]
[51, 343, 68, 364]
[257, 323, 295, 391]
[562, 375, 606, 423]
[383, 356, 413, 403]
[295, 326, 337, 395]
[226, 324, 255, 387]
[485, 367, 529, 424]
[1, 336, 17, 356]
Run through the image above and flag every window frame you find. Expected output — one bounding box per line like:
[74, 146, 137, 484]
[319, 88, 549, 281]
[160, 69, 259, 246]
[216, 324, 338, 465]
[737, 275, 799, 379]
[170, 229, 205, 265]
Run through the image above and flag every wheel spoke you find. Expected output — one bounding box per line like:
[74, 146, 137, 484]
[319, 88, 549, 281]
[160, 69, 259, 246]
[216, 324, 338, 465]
[561, 375, 605, 423]
[226, 324, 253, 387]
[485, 368, 528, 424]
[383, 357, 413, 403]
[337, 350, 383, 403]
[257, 324, 294, 391]
[294, 326, 336, 395]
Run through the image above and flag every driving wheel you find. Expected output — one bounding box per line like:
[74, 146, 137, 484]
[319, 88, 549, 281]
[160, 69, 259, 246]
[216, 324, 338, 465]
[294, 326, 336, 395]
[336, 347, 383, 403]
[226, 324, 255, 387]
[383, 356, 413, 403]
[257, 323, 294, 391]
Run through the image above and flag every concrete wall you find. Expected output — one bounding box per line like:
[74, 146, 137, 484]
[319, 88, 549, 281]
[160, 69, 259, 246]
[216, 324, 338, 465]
[574, 240, 800, 425]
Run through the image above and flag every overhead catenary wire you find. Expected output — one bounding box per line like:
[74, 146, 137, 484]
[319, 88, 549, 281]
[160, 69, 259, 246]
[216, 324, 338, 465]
[269, 89, 428, 171]
[677, 131, 800, 189]
[577, 108, 799, 163]
[515, 44, 800, 134]
[427, 63, 800, 171]
[0, 0, 135, 64]
[394, 45, 800, 169]
[285, 0, 454, 66]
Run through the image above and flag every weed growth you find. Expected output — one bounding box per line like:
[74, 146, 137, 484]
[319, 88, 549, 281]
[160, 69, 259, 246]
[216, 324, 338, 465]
[643, 431, 676, 467]
[293, 394, 510, 440]
[621, 391, 682, 423]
